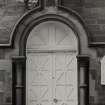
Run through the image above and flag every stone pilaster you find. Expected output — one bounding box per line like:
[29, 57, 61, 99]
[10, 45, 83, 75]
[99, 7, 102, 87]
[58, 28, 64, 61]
[12, 56, 26, 105]
[77, 55, 89, 105]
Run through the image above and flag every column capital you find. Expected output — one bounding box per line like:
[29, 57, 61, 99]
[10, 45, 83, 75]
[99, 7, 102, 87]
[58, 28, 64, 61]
[12, 56, 26, 63]
[77, 55, 89, 66]
[77, 55, 89, 61]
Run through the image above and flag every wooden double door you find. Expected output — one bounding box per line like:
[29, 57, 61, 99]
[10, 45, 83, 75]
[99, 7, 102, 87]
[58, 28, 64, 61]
[26, 52, 78, 105]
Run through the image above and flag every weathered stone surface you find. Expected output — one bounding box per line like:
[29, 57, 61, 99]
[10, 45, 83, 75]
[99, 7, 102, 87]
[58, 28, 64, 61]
[0, 0, 26, 44]
[0, 60, 12, 105]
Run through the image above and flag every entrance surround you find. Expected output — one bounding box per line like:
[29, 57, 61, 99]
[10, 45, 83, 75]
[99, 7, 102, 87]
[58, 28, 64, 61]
[12, 5, 89, 105]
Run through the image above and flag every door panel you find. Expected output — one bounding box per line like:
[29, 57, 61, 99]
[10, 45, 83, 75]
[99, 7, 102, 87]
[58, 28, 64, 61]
[26, 52, 78, 105]
[26, 53, 52, 105]
[54, 53, 78, 105]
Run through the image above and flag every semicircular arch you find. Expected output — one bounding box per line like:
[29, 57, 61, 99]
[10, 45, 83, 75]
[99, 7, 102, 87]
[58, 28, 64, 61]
[11, 7, 90, 55]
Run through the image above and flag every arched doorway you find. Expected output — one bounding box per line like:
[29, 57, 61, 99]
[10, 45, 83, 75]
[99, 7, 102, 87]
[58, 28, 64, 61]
[12, 8, 89, 105]
[26, 21, 78, 105]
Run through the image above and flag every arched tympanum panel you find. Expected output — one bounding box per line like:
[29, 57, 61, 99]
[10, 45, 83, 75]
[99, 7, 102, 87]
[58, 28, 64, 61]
[26, 21, 78, 51]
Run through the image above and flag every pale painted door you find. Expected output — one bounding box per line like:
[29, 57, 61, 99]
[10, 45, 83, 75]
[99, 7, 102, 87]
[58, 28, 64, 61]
[26, 52, 78, 105]
[26, 21, 78, 105]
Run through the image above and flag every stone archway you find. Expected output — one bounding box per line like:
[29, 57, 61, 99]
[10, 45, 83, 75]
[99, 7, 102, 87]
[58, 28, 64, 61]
[12, 7, 89, 105]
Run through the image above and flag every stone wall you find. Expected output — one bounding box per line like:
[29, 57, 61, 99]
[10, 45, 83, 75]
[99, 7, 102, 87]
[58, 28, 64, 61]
[0, 0, 26, 44]
[62, 0, 105, 42]
[0, 60, 12, 105]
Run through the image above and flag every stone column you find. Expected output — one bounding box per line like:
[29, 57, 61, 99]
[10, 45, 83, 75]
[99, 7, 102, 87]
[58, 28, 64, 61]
[77, 55, 89, 105]
[12, 56, 26, 105]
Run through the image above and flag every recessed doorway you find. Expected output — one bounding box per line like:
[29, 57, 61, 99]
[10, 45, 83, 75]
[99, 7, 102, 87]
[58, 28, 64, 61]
[26, 21, 78, 105]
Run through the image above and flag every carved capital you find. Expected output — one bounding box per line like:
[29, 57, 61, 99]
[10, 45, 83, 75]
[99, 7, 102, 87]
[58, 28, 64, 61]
[77, 55, 89, 67]
[12, 56, 26, 63]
